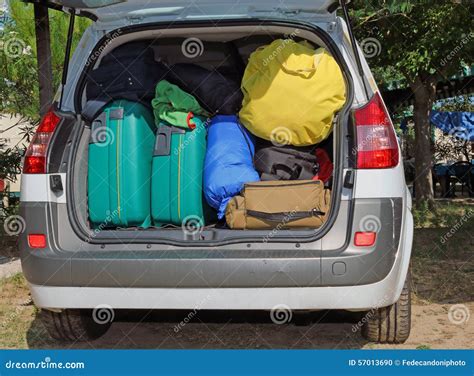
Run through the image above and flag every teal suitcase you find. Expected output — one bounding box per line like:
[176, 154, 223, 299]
[88, 100, 156, 229]
[151, 118, 207, 227]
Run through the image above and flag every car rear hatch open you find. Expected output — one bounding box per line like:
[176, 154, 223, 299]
[27, 0, 363, 99]
[28, 0, 344, 23]
[26, 0, 360, 246]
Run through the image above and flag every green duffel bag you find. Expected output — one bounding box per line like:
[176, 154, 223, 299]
[88, 100, 156, 229]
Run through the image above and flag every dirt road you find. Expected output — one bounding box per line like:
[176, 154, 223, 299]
[3, 298, 470, 350]
[68, 302, 473, 349]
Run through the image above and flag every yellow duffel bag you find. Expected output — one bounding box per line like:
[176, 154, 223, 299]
[239, 39, 346, 146]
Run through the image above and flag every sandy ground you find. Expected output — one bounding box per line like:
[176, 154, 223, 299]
[56, 302, 471, 350]
[7, 301, 469, 350]
[0, 259, 21, 280]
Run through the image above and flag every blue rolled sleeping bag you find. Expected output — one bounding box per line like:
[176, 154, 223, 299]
[204, 115, 260, 219]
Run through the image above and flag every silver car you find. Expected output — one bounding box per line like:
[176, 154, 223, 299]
[19, 0, 413, 344]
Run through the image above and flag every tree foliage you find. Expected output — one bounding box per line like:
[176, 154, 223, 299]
[351, 0, 473, 84]
[0, 1, 90, 122]
[350, 0, 473, 203]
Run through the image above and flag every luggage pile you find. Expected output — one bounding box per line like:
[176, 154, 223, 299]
[86, 38, 345, 231]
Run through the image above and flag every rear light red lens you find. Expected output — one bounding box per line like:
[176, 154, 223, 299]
[23, 111, 61, 174]
[28, 234, 47, 249]
[354, 93, 399, 169]
[354, 232, 376, 247]
[23, 156, 46, 174]
[37, 111, 60, 132]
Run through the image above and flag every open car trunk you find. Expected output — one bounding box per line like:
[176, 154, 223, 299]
[66, 21, 354, 245]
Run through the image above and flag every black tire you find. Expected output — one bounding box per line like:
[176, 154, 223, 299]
[361, 270, 411, 344]
[39, 309, 112, 342]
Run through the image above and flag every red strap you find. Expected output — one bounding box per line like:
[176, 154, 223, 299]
[313, 148, 333, 183]
[186, 112, 196, 130]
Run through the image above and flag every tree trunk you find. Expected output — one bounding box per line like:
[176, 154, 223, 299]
[410, 76, 437, 205]
[34, 4, 53, 117]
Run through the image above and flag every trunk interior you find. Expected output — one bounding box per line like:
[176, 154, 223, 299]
[68, 23, 352, 245]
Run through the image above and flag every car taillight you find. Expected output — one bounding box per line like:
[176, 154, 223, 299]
[354, 93, 399, 169]
[23, 111, 61, 174]
[28, 234, 47, 249]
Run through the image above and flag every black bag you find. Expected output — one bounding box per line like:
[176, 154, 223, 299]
[85, 41, 169, 106]
[254, 142, 319, 181]
[166, 63, 243, 115]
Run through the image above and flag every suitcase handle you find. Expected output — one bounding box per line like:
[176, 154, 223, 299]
[89, 111, 108, 144]
[154, 124, 186, 156]
[82, 98, 111, 123]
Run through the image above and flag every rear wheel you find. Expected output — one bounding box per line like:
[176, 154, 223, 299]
[39, 309, 112, 342]
[361, 270, 411, 344]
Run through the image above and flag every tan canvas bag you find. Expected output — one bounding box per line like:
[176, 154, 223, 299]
[226, 180, 331, 229]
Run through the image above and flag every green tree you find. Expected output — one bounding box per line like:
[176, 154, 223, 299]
[1, 1, 90, 122]
[351, 0, 473, 204]
[0, 146, 22, 218]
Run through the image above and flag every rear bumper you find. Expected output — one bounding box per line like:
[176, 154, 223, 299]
[20, 196, 412, 310]
[20, 198, 403, 288]
[29, 205, 413, 311]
